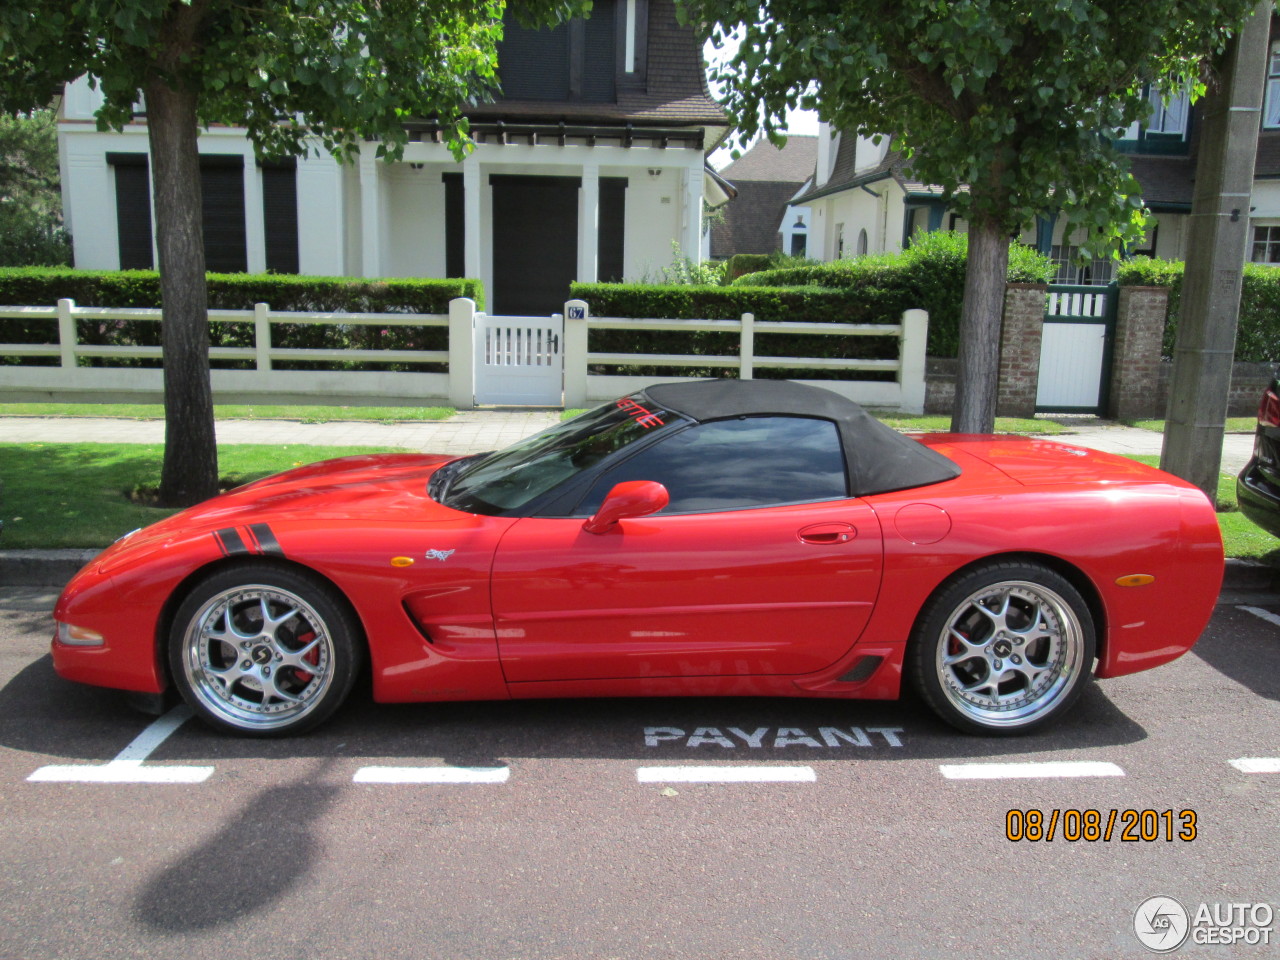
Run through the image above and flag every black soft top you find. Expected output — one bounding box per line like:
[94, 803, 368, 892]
[643, 379, 961, 497]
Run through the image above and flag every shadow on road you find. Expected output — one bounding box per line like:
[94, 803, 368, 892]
[1192, 603, 1280, 703]
[132, 767, 340, 932]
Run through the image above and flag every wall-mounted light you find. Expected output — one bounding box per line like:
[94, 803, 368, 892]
[648, 168, 662, 177]
[409, 162, 425, 171]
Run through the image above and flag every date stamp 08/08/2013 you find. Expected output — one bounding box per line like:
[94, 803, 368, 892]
[1005, 808, 1198, 843]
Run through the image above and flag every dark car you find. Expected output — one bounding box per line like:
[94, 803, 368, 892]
[1238, 377, 1280, 539]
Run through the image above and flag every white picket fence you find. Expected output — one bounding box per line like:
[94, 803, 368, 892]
[560, 299, 928, 412]
[0, 297, 929, 412]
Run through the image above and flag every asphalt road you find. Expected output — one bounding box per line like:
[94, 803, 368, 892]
[1, 587, 1278, 960]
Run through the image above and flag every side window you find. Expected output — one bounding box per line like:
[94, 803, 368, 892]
[576, 416, 847, 516]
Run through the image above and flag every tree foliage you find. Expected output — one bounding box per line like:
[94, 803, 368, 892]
[0, 0, 586, 162]
[682, 0, 1254, 256]
[0, 108, 70, 266]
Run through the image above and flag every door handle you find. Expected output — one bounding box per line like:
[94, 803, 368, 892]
[798, 522, 856, 545]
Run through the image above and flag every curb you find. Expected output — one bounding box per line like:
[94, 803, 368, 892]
[3, 548, 1276, 595]
[0, 549, 102, 588]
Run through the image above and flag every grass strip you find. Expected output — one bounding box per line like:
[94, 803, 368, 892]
[0, 402, 454, 423]
[1126, 417, 1256, 433]
[0, 443, 397, 549]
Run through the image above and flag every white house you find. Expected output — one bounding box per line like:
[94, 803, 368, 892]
[57, 0, 728, 315]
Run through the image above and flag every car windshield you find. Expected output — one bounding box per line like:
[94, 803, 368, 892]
[440, 394, 682, 513]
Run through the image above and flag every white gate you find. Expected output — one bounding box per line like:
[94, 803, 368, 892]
[473, 312, 564, 405]
[1035, 284, 1116, 414]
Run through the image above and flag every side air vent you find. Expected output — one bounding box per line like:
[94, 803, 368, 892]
[838, 655, 884, 684]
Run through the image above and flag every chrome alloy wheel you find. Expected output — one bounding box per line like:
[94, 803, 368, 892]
[933, 579, 1085, 729]
[180, 583, 336, 732]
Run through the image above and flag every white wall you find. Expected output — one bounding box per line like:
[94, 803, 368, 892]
[622, 168, 684, 280]
[382, 165, 448, 278]
[296, 153, 345, 275]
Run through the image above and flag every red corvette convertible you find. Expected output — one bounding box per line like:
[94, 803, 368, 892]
[52, 380, 1223, 737]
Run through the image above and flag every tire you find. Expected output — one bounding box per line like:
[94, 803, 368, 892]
[169, 563, 364, 737]
[909, 561, 1096, 735]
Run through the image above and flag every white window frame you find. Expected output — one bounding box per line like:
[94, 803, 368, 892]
[1266, 41, 1280, 129]
[1146, 86, 1189, 137]
[1251, 223, 1280, 264]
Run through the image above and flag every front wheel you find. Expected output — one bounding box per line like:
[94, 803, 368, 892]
[169, 564, 363, 737]
[909, 561, 1096, 735]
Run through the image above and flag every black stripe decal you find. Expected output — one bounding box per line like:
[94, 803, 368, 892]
[250, 523, 285, 557]
[215, 528, 249, 557]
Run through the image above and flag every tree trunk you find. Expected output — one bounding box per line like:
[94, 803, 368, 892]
[950, 214, 1009, 433]
[147, 78, 219, 507]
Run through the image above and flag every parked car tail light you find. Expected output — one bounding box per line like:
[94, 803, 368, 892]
[1260, 387, 1280, 429]
[56, 622, 105, 647]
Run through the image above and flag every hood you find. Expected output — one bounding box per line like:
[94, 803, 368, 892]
[101, 454, 468, 566]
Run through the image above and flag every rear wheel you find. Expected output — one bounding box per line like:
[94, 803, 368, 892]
[910, 561, 1095, 735]
[169, 564, 363, 737]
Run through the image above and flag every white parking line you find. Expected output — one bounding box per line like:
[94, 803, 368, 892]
[1230, 757, 1280, 774]
[27, 706, 213, 783]
[353, 766, 511, 784]
[1240, 606, 1280, 629]
[636, 766, 817, 783]
[940, 761, 1125, 780]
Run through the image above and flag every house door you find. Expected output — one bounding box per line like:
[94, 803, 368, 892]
[1035, 283, 1117, 414]
[491, 175, 579, 316]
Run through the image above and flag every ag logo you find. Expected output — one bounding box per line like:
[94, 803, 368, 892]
[1134, 896, 1190, 953]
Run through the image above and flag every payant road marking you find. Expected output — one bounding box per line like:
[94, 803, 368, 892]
[27, 706, 213, 784]
[939, 761, 1125, 780]
[1239, 605, 1280, 630]
[636, 766, 817, 783]
[353, 766, 511, 784]
[1230, 758, 1280, 774]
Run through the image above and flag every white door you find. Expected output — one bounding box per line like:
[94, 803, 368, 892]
[1036, 321, 1107, 410]
[1035, 287, 1113, 413]
[473, 313, 564, 405]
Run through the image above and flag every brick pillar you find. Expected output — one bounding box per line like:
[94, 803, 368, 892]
[997, 283, 1048, 418]
[1106, 286, 1168, 421]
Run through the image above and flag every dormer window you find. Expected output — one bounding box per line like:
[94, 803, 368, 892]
[1145, 86, 1189, 138]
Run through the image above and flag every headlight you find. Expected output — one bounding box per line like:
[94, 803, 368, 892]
[56, 622, 105, 647]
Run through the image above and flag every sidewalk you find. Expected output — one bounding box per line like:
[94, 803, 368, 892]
[0, 409, 1269, 588]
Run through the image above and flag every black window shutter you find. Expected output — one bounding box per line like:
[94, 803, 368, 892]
[598, 177, 627, 282]
[262, 159, 299, 274]
[443, 172, 464, 278]
[200, 156, 247, 273]
[108, 153, 153, 270]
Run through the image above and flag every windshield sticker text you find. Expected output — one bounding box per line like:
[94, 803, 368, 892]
[617, 397, 665, 429]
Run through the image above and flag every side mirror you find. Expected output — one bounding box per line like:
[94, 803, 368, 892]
[582, 481, 669, 534]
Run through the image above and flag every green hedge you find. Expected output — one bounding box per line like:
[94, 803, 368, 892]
[726, 232, 1055, 358]
[0, 268, 483, 372]
[723, 253, 774, 283]
[568, 282, 904, 380]
[1116, 257, 1279, 362]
